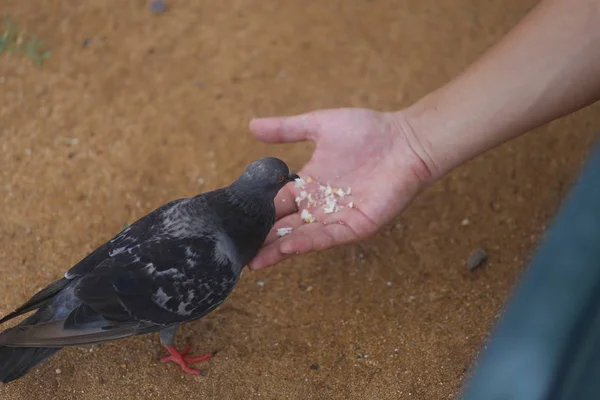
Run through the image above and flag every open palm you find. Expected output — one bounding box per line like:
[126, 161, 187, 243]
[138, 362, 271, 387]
[247, 108, 430, 270]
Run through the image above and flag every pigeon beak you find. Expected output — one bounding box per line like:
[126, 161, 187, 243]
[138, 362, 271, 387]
[288, 173, 300, 183]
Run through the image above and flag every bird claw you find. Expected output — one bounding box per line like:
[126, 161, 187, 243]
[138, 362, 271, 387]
[161, 345, 212, 375]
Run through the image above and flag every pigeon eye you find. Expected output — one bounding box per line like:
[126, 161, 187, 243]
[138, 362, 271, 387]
[278, 176, 286, 183]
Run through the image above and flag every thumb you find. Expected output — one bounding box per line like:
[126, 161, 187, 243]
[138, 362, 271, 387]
[249, 113, 321, 143]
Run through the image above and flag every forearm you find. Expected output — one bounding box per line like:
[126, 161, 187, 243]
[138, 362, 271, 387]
[401, 0, 600, 181]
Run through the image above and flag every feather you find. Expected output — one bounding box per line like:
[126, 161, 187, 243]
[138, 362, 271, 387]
[0, 278, 70, 324]
[0, 318, 151, 348]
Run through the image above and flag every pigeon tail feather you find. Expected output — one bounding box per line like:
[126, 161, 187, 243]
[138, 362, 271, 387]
[0, 312, 62, 383]
[0, 278, 70, 325]
[0, 345, 61, 383]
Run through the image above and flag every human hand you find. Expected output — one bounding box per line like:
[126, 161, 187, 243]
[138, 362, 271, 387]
[247, 108, 433, 270]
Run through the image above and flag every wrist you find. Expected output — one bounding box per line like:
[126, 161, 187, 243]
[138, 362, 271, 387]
[385, 100, 450, 185]
[396, 86, 507, 183]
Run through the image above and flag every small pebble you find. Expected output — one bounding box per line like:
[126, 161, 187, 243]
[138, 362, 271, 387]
[149, 0, 167, 14]
[386, 281, 392, 287]
[55, 368, 61, 374]
[83, 38, 90, 47]
[467, 247, 488, 270]
[197, 177, 205, 184]
[310, 363, 320, 370]
[257, 280, 265, 287]
[461, 218, 470, 226]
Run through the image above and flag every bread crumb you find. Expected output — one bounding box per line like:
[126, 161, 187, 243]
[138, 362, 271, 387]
[323, 195, 337, 214]
[277, 227, 293, 237]
[294, 178, 306, 188]
[321, 185, 333, 197]
[348, 202, 354, 208]
[301, 209, 315, 223]
[294, 181, 354, 216]
[295, 191, 308, 205]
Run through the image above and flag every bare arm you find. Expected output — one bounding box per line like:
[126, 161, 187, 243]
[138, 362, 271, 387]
[249, 0, 600, 269]
[403, 0, 600, 180]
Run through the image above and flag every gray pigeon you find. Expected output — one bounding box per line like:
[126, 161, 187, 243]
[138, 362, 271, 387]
[0, 157, 298, 383]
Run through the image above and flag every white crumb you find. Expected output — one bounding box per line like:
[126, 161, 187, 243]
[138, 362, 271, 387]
[294, 182, 354, 216]
[348, 201, 354, 208]
[197, 177, 205, 184]
[55, 368, 62, 374]
[301, 209, 315, 223]
[461, 218, 470, 226]
[320, 185, 333, 197]
[346, 187, 352, 195]
[294, 178, 306, 188]
[257, 280, 265, 287]
[276, 227, 293, 237]
[323, 195, 337, 214]
[295, 190, 308, 203]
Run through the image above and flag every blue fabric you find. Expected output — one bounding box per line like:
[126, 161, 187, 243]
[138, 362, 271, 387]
[461, 138, 600, 400]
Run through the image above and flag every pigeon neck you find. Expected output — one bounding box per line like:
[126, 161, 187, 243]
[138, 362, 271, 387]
[218, 184, 276, 264]
[226, 184, 274, 217]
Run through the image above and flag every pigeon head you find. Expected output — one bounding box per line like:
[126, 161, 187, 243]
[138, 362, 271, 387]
[233, 157, 299, 198]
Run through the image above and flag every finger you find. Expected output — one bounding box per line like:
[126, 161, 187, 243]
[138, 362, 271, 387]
[263, 213, 304, 247]
[274, 185, 298, 220]
[279, 221, 358, 254]
[249, 113, 321, 143]
[249, 220, 359, 270]
[248, 242, 294, 270]
[265, 203, 366, 251]
[322, 206, 378, 238]
[249, 223, 331, 270]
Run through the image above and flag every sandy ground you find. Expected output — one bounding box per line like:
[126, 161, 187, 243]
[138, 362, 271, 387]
[1, 1, 599, 399]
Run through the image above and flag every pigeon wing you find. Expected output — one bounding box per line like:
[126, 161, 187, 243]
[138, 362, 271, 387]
[0, 235, 240, 347]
